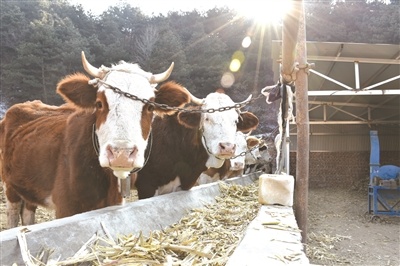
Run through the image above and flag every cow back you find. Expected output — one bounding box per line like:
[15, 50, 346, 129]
[1, 101, 75, 206]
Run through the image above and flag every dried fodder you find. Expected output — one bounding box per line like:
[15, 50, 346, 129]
[19, 182, 260, 266]
[305, 231, 352, 265]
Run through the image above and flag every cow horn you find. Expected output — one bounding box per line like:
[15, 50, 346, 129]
[181, 86, 204, 105]
[81, 51, 102, 78]
[150, 62, 174, 84]
[238, 94, 252, 106]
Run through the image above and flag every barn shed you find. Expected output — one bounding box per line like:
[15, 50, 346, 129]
[271, 41, 400, 188]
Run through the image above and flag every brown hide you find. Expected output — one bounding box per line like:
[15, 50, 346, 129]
[1, 101, 76, 213]
[134, 113, 209, 199]
[1, 75, 190, 224]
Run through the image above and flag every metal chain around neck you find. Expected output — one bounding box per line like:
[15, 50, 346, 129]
[231, 144, 263, 159]
[95, 79, 263, 113]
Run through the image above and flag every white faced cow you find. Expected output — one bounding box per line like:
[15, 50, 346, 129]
[0, 52, 191, 228]
[197, 132, 264, 185]
[133, 90, 259, 199]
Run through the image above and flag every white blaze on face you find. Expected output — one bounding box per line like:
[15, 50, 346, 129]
[245, 147, 261, 165]
[96, 70, 156, 177]
[201, 93, 238, 167]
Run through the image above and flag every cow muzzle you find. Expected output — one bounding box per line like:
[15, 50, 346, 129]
[106, 144, 138, 169]
[217, 142, 236, 158]
[230, 161, 244, 171]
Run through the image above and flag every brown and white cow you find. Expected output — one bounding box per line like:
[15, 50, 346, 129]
[197, 132, 264, 185]
[0, 52, 191, 228]
[133, 91, 259, 199]
[244, 137, 274, 174]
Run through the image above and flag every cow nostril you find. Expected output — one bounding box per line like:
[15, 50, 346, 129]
[106, 145, 114, 159]
[129, 146, 138, 159]
[219, 142, 236, 154]
[219, 143, 226, 150]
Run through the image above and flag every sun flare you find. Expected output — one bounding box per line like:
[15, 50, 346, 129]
[233, 0, 292, 25]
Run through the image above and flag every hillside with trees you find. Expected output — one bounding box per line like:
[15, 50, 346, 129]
[0, 0, 398, 133]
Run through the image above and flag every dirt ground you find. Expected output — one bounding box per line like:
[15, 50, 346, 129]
[306, 187, 399, 266]
[1, 185, 399, 265]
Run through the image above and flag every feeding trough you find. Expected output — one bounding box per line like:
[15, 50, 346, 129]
[0, 172, 308, 265]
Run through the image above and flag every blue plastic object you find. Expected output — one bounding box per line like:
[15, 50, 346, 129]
[368, 130, 400, 217]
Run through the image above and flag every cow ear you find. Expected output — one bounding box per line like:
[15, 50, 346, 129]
[154, 81, 190, 116]
[56, 73, 97, 108]
[177, 111, 201, 129]
[237, 112, 259, 132]
[247, 137, 260, 148]
[258, 139, 267, 148]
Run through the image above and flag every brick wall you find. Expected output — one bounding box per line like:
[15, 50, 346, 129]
[289, 151, 400, 189]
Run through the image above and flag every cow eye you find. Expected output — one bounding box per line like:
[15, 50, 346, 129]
[147, 104, 155, 112]
[95, 101, 103, 109]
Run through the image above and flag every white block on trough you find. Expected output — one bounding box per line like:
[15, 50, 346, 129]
[258, 174, 295, 207]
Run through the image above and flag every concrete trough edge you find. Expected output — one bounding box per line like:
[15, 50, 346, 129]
[0, 172, 262, 264]
[227, 205, 310, 265]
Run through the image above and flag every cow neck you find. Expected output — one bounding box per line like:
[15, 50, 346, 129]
[91, 123, 153, 173]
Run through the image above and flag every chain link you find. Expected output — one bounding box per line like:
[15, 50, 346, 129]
[99, 80, 263, 113]
[96, 80, 268, 161]
[229, 143, 263, 159]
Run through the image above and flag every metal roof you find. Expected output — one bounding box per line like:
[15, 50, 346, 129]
[271, 41, 400, 135]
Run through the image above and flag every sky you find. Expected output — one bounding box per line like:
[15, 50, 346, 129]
[67, 0, 234, 16]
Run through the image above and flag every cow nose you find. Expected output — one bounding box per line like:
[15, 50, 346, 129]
[219, 142, 236, 154]
[232, 161, 244, 170]
[106, 145, 138, 168]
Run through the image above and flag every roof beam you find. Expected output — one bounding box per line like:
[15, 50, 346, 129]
[308, 90, 400, 96]
[308, 100, 399, 109]
[290, 120, 400, 125]
[363, 75, 400, 90]
[308, 56, 400, 64]
[309, 69, 353, 90]
[317, 44, 344, 92]
[322, 51, 400, 121]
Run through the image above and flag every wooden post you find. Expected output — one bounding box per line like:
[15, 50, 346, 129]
[281, 2, 300, 83]
[282, 0, 309, 243]
[294, 1, 309, 244]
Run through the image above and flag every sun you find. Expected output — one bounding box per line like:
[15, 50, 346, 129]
[233, 0, 292, 25]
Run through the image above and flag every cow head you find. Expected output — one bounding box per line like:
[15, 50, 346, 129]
[231, 132, 264, 170]
[56, 52, 190, 179]
[177, 91, 259, 168]
[244, 136, 265, 165]
[229, 131, 248, 171]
